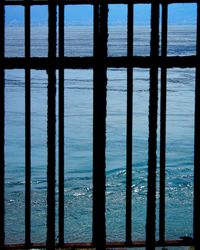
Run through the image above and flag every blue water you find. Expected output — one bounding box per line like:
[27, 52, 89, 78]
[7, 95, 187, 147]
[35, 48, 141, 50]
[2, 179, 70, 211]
[4, 26, 196, 245]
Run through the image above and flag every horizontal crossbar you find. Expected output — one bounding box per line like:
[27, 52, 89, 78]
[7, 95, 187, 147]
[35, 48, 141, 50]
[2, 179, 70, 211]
[2, 56, 199, 69]
[4, 239, 195, 249]
[2, 0, 199, 6]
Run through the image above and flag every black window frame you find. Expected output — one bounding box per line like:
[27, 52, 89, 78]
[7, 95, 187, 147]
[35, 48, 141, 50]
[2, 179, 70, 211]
[0, 0, 200, 249]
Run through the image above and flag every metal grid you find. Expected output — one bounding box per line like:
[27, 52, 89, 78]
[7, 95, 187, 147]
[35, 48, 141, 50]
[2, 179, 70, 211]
[0, 0, 200, 249]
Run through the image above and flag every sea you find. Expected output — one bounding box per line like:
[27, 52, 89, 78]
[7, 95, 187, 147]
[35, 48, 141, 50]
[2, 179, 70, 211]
[4, 25, 196, 248]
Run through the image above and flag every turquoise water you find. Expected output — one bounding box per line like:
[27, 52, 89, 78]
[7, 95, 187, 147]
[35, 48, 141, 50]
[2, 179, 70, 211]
[5, 26, 196, 244]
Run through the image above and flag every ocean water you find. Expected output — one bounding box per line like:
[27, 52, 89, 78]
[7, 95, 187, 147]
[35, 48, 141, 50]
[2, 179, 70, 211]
[4, 26, 196, 246]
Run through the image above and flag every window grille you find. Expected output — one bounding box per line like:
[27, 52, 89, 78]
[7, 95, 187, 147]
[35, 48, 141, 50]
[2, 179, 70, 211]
[0, 0, 200, 249]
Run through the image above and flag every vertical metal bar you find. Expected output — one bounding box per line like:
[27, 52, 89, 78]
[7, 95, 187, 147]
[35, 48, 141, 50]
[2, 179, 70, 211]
[0, 1, 5, 248]
[159, 2, 168, 245]
[47, 0, 56, 249]
[194, 2, 200, 249]
[58, 0, 64, 247]
[93, 0, 108, 249]
[92, 0, 100, 243]
[25, 0, 31, 246]
[126, 1, 133, 245]
[146, 2, 159, 250]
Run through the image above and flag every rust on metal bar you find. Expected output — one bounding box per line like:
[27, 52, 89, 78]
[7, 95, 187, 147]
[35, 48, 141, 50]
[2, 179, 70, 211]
[0, 0, 5, 248]
[3, 239, 195, 249]
[47, 0, 57, 249]
[159, 1, 168, 245]
[126, 1, 133, 244]
[146, 1, 159, 249]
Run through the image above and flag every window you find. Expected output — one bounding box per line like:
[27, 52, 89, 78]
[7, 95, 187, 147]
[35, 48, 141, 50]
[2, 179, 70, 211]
[0, 0, 199, 249]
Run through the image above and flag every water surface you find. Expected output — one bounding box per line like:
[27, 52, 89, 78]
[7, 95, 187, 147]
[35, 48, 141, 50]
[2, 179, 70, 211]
[4, 26, 196, 245]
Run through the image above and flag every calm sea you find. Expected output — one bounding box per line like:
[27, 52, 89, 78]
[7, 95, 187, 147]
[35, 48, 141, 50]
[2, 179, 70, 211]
[4, 26, 196, 246]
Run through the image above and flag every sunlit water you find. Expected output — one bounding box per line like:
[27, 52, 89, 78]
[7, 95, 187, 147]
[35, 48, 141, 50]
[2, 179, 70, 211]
[4, 26, 196, 245]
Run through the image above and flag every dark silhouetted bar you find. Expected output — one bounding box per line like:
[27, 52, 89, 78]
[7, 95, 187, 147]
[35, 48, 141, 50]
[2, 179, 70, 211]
[194, 2, 200, 249]
[2, 238, 196, 250]
[146, 2, 159, 250]
[3, 0, 199, 6]
[4, 55, 200, 70]
[25, 0, 31, 246]
[0, 1, 5, 248]
[159, 2, 168, 245]
[92, 0, 99, 245]
[1, 0, 199, 249]
[126, 2, 133, 244]
[47, 0, 57, 249]
[93, 0, 108, 249]
[58, 0, 65, 246]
